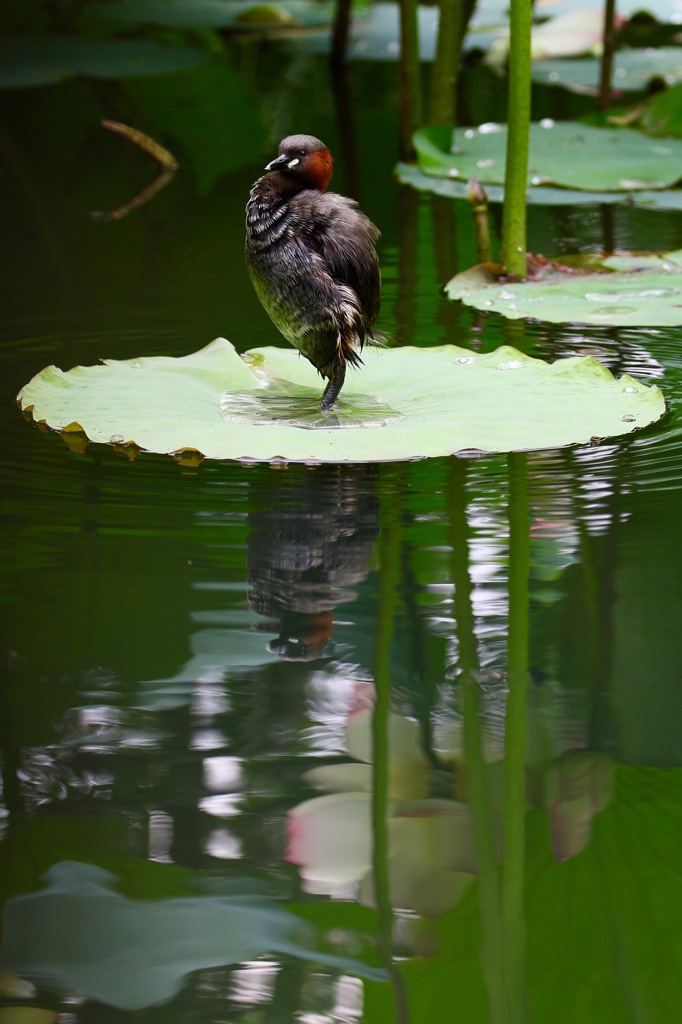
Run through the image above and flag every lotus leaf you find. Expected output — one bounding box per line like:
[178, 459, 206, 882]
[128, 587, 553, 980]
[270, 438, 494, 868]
[641, 80, 682, 138]
[414, 122, 682, 192]
[17, 339, 665, 463]
[0, 34, 207, 89]
[87, 0, 334, 30]
[533, 47, 682, 95]
[445, 251, 682, 326]
[396, 162, 682, 210]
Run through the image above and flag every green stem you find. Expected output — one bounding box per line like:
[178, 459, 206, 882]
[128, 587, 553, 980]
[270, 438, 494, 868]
[372, 471, 409, 1024]
[398, 0, 423, 160]
[330, 0, 352, 67]
[501, 453, 531, 1022]
[469, 177, 492, 264]
[430, 0, 462, 125]
[501, 0, 532, 277]
[598, 0, 617, 111]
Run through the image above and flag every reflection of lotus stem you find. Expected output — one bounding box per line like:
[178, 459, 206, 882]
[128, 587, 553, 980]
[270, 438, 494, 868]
[448, 460, 508, 1023]
[501, 0, 532, 278]
[502, 452, 530, 1022]
[372, 469, 409, 1023]
[91, 168, 176, 223]
[101, 120, 178, 170]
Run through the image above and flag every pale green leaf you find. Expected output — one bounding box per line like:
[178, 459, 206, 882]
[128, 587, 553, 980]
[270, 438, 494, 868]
[396, 162, 682, 209]
[414, 122, 682, 191]
[445, 251, 682, 326]
[533, 47, 682, 95]
[17, 338, 665, 463]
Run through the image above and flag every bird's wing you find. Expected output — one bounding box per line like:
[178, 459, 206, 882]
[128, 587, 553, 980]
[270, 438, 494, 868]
[295, 193, 382, 328]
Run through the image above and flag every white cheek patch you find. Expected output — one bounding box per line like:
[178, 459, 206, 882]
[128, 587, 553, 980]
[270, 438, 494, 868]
[287, 158, 300, 168]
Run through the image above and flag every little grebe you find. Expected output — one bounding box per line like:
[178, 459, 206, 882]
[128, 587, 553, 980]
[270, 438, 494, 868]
[245, 134, 382, 411]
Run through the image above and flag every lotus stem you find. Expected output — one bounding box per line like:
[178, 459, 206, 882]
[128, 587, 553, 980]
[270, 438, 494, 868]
[501, 0, 532, 278]
[398, 0, 423, 160]
[430, 0, 463, 125]
[330, 0, 352, 67]
[468, 176, 493, 264]
[598, 0, 617, 110]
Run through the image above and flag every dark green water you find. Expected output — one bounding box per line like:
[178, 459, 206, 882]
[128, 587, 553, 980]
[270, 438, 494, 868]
[2, 38, 682, 1024]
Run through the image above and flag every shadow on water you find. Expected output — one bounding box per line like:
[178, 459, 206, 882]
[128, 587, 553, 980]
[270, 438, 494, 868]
[2, 26, 682, 1024]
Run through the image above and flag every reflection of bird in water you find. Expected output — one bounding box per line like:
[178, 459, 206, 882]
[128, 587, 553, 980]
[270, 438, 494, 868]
[245, 134, 382, 410]
[247, 466, 379, 661]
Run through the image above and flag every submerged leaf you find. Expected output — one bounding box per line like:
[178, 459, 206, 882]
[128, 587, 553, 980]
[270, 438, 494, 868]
[17, 338, 665, 463]
[414, 122, 682, 192]
[446, 250, 682, 326]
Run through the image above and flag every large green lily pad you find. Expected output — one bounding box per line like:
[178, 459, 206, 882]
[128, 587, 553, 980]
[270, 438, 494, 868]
[0, 34, 207, 89]
[397, 162, 682, 210]
[17, 339, 665, 463]
[445, 251, 682, 326]
[415, 122, 682, 191]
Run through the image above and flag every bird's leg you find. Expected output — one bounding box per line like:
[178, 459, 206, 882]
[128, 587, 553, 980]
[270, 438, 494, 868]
[320, 362, 346, 411]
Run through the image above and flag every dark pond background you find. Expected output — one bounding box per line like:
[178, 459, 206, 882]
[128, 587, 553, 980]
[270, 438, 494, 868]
[2, 20, 682, 1024]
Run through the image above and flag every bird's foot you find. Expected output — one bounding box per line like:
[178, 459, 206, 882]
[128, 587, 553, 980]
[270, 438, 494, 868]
[320, 363, 346, 411]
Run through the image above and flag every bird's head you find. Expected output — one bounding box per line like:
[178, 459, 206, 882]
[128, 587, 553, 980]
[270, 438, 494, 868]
[265, 134, 334, 193]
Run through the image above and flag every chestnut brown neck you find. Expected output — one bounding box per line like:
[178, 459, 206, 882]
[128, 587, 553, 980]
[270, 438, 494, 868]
[302, 149, 334, 192]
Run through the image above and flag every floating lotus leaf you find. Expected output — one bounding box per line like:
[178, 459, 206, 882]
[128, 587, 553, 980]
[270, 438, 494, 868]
[414, 122, 682, 191]
[17, 339, 665, 463]
[396, 162, 682, 210]
[641, 80, 682, 138]
[445, 251, 682, 326]
[533, 47, 682, 95]
[87, 0, 334, 30]
[0, 34, 207, 89]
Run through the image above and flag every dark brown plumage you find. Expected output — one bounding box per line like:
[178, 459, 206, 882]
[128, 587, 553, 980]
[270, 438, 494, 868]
[245, 134, 382, 410]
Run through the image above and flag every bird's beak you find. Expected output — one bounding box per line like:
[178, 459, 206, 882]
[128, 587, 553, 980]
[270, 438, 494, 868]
[265, 153, 298, 172]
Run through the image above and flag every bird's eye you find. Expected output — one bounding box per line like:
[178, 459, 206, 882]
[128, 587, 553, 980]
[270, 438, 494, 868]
[299, 149, 307, 157]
